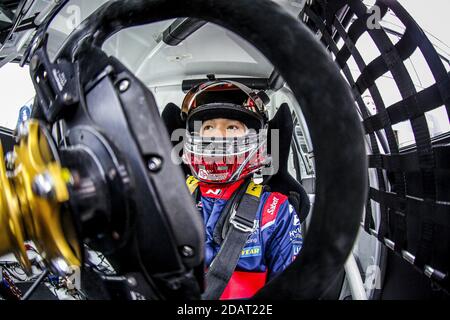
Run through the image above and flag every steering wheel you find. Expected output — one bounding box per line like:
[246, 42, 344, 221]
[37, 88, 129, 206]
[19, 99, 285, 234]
[35, 0, 368, 299]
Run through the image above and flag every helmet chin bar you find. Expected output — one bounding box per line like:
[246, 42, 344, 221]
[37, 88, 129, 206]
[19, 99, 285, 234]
[183, 131, 269, 184]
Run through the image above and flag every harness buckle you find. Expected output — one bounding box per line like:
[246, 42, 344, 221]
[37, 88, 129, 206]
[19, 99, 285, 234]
[229, 208, 256, 233]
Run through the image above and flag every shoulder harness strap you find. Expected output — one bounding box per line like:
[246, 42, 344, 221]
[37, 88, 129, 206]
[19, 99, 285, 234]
[186, 175, 201, 203]
[203, 178, 263, 300]
[186, 175, 199, 195]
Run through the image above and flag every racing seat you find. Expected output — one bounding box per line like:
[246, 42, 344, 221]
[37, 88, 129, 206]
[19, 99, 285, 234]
[264, 103, 310, 223]
[161, 101, 310, 223]
[161, 102, 191, 176]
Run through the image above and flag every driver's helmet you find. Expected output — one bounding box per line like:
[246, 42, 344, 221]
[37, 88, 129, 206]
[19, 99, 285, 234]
[181, 80, 270, 184]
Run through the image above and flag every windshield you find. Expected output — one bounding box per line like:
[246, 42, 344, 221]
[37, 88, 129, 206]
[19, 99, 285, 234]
[0, 0, 51, 26]
[0, 63, 34, 128]
[45, 0, 110, 61]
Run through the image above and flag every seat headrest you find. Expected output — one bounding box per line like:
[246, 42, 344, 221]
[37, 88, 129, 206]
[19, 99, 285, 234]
[265, 103, 310, 221]
[267, 103, 293, 174]
[161, 102, 185, 146]
[161, 102, 190, 176]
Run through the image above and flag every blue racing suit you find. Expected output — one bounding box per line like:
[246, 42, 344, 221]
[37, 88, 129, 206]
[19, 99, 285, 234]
[193, 178, 303, 299]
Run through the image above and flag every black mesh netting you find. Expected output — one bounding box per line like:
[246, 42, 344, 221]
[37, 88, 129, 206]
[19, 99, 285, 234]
[301, 0, 449, 291]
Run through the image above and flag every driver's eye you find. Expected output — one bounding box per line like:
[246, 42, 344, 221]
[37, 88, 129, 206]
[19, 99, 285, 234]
[227, 125, 239, 131]
[203, 125, 214, 131]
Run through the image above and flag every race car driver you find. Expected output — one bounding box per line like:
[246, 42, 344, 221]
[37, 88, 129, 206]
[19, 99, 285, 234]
[181, 80, 303, 300]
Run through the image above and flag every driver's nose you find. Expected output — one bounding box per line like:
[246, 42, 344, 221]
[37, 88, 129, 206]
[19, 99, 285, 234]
[213, 127, 227, 138]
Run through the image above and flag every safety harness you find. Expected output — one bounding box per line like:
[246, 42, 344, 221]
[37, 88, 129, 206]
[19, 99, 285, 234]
[186, 175, 263, 300]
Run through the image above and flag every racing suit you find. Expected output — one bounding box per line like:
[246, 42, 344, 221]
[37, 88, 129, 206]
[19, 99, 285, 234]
[195, 178, 303, 299]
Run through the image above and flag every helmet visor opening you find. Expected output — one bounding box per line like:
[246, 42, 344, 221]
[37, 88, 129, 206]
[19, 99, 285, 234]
[187, 103, 264, 133]
[195, 87, 248, 107]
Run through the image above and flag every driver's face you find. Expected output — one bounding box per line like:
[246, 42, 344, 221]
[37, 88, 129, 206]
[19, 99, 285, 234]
[200, 118, 247, 138]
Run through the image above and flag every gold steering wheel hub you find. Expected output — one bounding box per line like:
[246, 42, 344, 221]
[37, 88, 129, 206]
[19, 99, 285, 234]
[0, 120, 80, 275]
